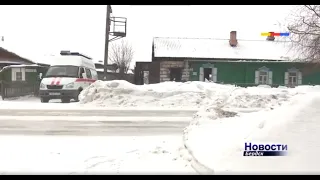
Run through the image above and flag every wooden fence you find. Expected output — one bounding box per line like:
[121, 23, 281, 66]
[0, 81, 39, 100]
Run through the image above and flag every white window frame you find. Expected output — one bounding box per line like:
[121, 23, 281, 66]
[285, 68, 302, 87]
[11, 67, 26, 82]
[259, 71, 268, 84]
[255, 66, 272, 85]
[199, 66, 217, 82]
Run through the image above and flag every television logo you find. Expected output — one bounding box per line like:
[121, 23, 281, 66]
[243, 142, 288, 156]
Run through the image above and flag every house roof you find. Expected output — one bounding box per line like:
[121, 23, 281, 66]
[0, 47, 35, 64]
[31, 56, 102, 67]
[153, 37, 301, 61]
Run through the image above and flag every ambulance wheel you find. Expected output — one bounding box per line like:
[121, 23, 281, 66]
[74, 97, 79, 102]
[74, 89, 82, 102]
[61, 98, 70, 103]
[40, 97, 49, 103]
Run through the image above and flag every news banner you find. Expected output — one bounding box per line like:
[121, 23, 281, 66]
[243, 142, 288, 156]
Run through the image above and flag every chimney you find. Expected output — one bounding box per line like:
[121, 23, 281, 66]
[229, 31, 238, 47]
[266, 32, 275, 41]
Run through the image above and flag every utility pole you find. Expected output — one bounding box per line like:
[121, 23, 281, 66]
[103, 5, 112, 80]
[103, 5, 127, 80]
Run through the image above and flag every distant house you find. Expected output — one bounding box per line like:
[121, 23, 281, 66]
[0, 47, 47, 83]
[134, 31, 320, 87]
[0, 47, 35, 68]
[93, 60, 134, 82]
[0, 47, 49, 99]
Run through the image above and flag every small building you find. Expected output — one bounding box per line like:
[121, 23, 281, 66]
[93, 60, 118, 80]
[134, 31, 320, 87]
[94, 60, 134, 83]
[0, 47, 48, 99]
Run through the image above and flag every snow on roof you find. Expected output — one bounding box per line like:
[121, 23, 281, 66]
[0, 61, 30, 64]
[153, 37, 301, 61]
[0, 64, 40, 72]
[93, 60, 104, 65]
[0, 47, 36, 64]
[96, 68, 116, 73]
[31, 56, 100, 66]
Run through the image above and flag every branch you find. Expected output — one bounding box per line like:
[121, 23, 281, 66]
[108, 39, 134, 74]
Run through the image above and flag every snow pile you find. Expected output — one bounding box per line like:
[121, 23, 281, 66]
[184, 90, 320, 174]
[79, 80, 297, 109]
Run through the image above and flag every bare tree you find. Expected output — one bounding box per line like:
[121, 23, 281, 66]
[108, 39, 134, 76]
[287, 5, 320, 62]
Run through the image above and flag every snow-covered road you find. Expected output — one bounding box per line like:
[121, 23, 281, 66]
[0, 109, 197, 117]
[0, 135, 195, 174]
[0, 109, 193, 136]
[0, 99, 197, 174]
[0, 108, 195, 174]
[0, 117, 190, 136]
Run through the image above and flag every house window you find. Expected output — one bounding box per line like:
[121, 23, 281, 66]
[259, 71, 268, 84]
[285, 68, 302, 87]
[255, 67, 272, 85]
[288, 72, 297, 85]
[16, 72, 23, 81]
[11, 67, 26, 81]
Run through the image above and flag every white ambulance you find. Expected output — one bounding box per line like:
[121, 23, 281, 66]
[39, 51, 98, 103]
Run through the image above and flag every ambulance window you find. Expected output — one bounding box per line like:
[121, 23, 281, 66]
[85, 68, 92, 79]
[79, 67, 85, 78]
[90, 69, 98, 79]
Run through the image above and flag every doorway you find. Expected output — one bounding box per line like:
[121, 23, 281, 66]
[170, 68, 182, 82]
[143, 71, 149, 84]
[204, 68, 212, 81]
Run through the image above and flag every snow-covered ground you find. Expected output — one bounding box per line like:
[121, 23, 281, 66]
[184, 86, 320, 174]
[2, 81, 320, 174]
[0, 135, 195, 174]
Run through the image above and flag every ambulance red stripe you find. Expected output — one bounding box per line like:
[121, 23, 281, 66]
[51, 78, 56, 85]
[75, 78, 96, 83]
[55, 78, 61, 85]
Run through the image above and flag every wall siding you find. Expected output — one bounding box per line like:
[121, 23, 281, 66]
[189, 61, 320, 86]
[159, 60, 190, 82]
[1, 67, 40, 83]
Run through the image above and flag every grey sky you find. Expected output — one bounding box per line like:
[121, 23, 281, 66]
[0, 5, 297, 65]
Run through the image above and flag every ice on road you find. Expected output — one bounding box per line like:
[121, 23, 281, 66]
[0, 135, 195, 174]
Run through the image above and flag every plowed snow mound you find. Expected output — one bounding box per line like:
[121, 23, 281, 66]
[185, 92, 320, 174]
[79, 80, 299, 108]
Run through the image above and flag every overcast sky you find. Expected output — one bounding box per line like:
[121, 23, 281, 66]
[0, 5, 297, 66]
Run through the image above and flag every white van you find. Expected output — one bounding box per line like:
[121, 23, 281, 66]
[39, 51, 98, 103]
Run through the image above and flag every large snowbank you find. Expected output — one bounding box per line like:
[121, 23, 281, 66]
[79, 80, 299, 109]
[184, 86, 320, 174]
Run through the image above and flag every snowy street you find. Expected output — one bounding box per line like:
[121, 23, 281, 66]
[0, 135, 195, 174]
[0, 103, 196, 174]
[0, 109, 193, 136]
[0, 109, 196, 117]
